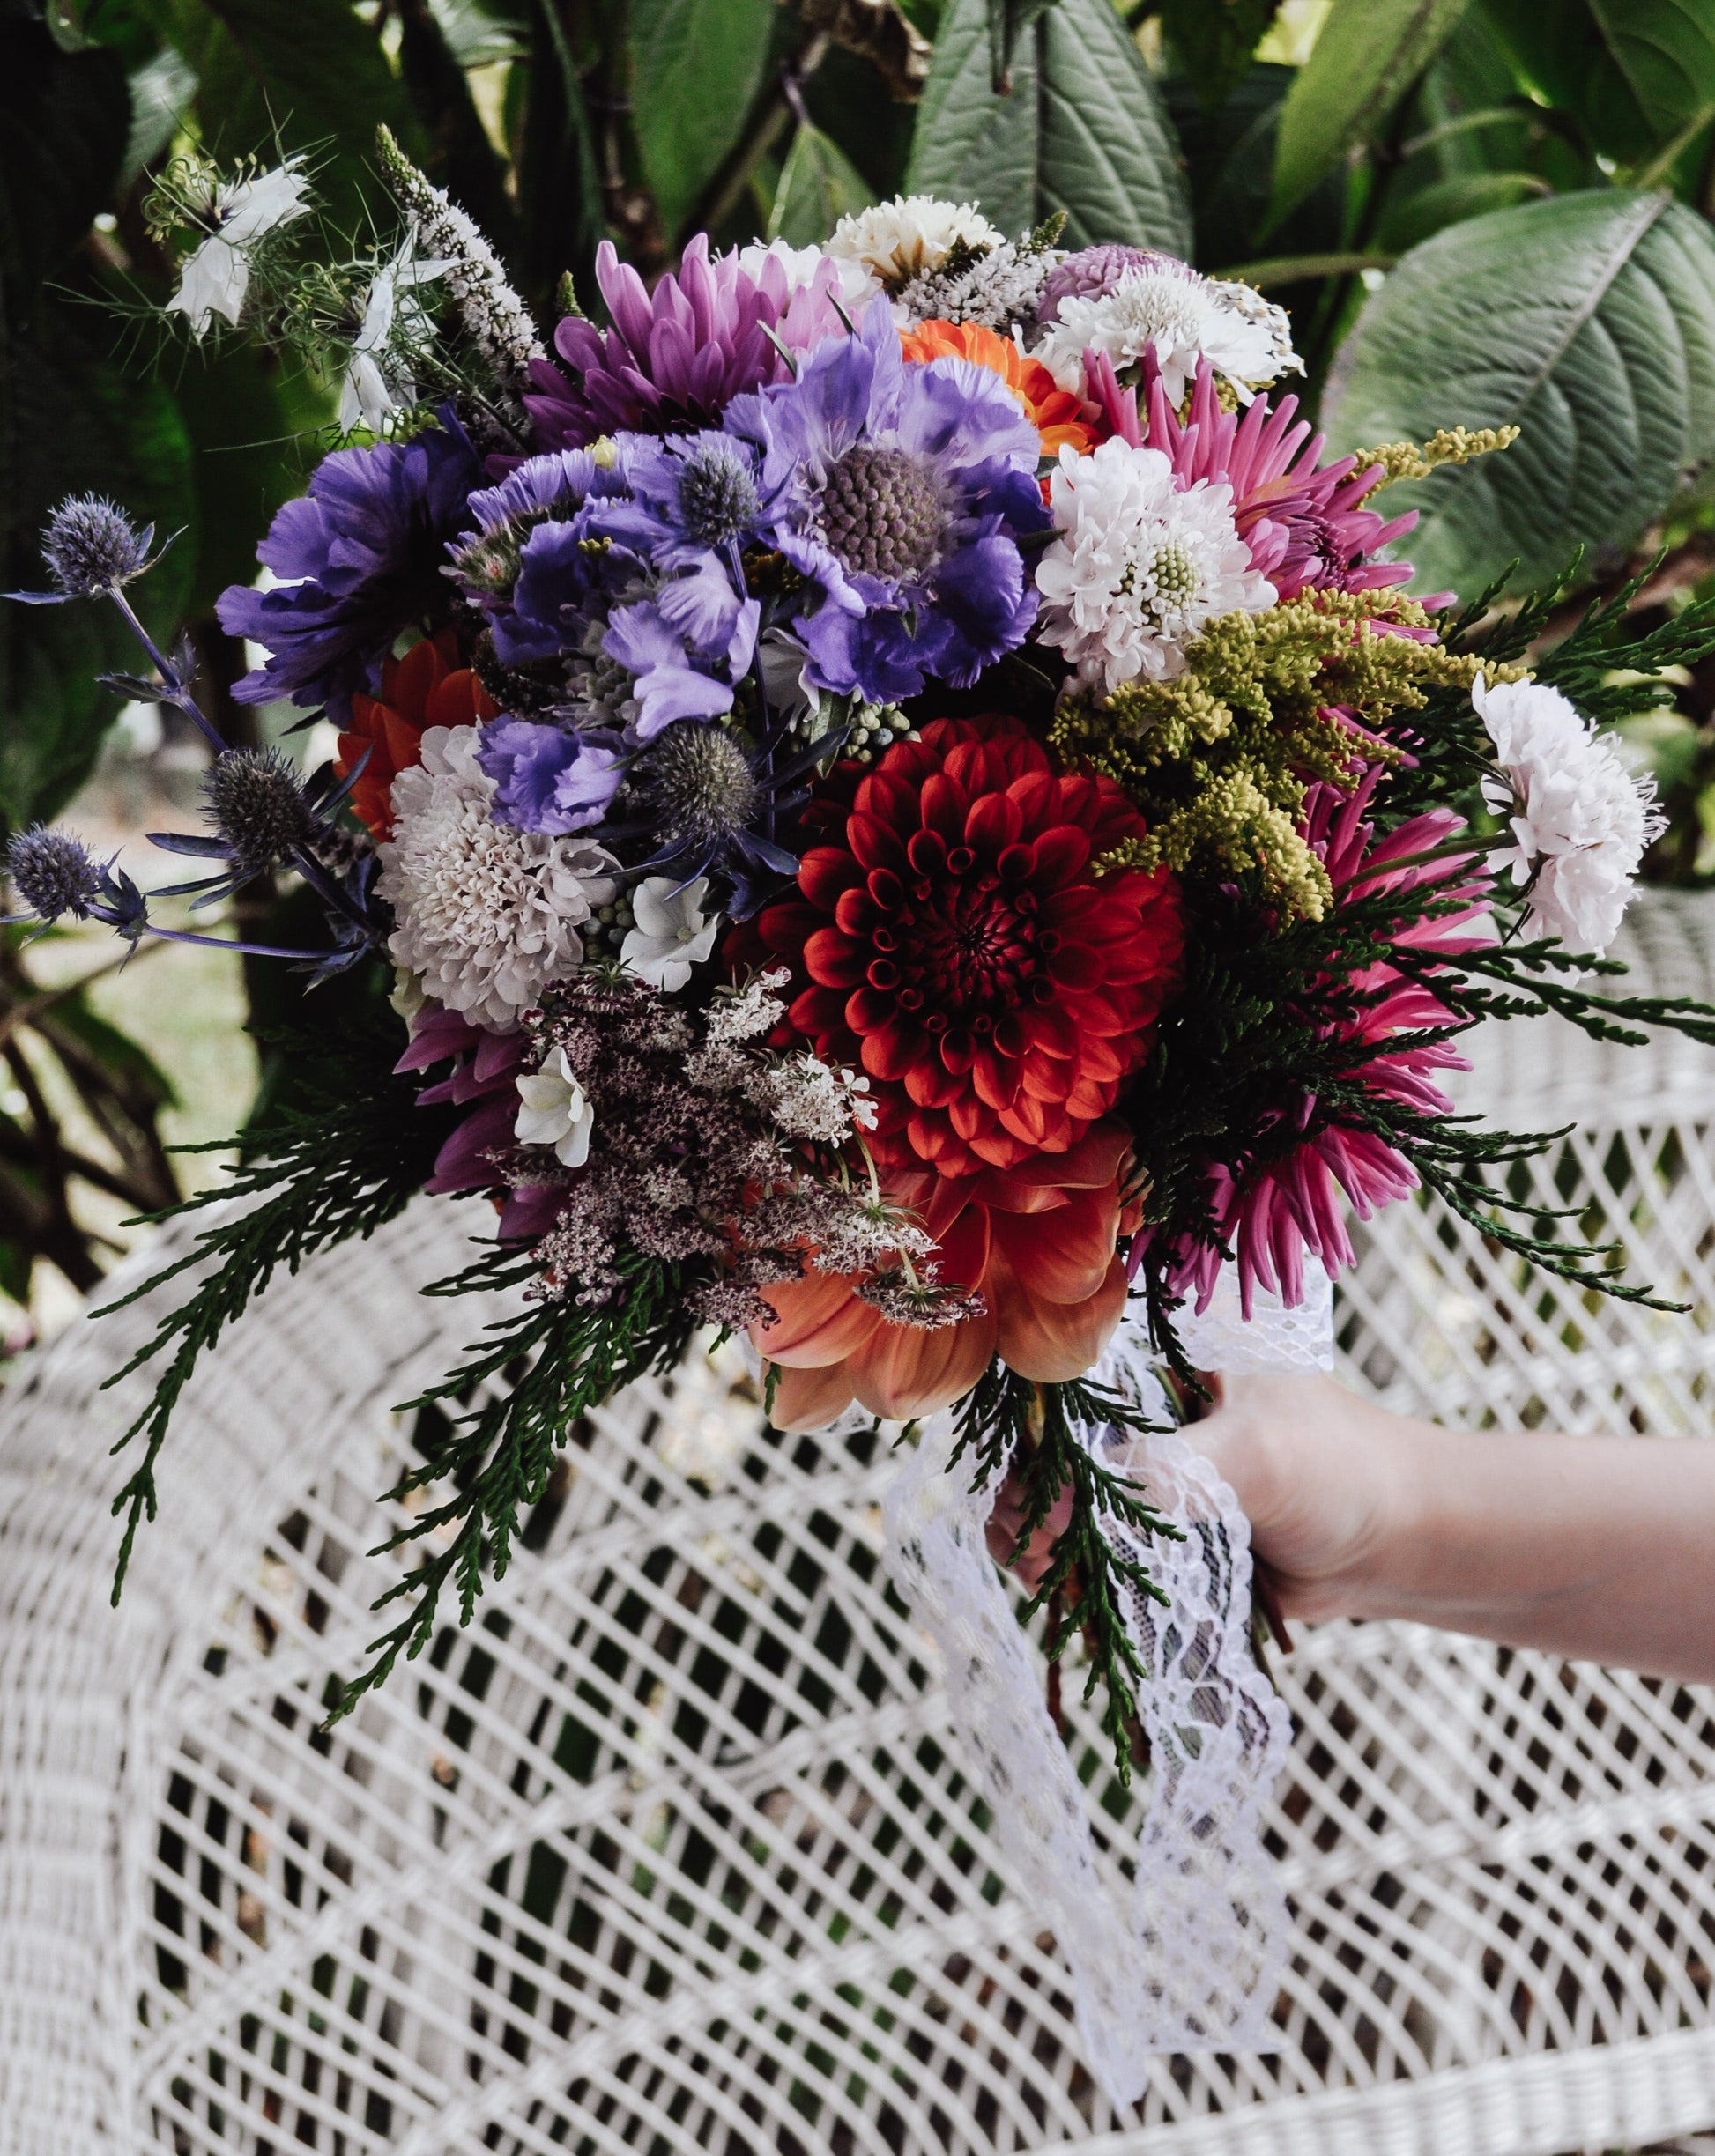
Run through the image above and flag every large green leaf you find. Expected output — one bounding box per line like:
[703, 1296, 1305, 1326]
[1271, 0, 1470, 225]
[1321, 189, 1715, 598]
[906, 0, 1190, 253]
[1162, 0, 1278, 110]
[769, 122, 875, 247]
[629, 0, 776, 241]
[173, 0, 419, 228]
[1484, 0, 1715, 163]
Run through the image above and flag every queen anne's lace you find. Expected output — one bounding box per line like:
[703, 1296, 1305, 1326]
[880, 1273, 1327, 2099]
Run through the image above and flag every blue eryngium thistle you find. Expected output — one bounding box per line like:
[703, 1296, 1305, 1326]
[36, 495, 154, 599]
[203, 747, 318, 872]
[5, 826, 103, 922]
[676, 438, 761, 550]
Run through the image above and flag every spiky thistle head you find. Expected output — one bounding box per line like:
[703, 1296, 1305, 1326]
[631, 722, 761, 850]
[6, 826, 102, 921]
[202, 747, 318, 871]
[675, 439, 761, 550]
[40, 496, 153, 598]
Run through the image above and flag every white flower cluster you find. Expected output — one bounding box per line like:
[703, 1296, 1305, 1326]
[827, 195, 1006, 315]
[1036, 257, 1299, 404]
[1035, 439, 1275, 692]
[379, 725, 618, 1031]
[1473, 677, 1665, 955]
[769, 1052, 878, 1145]
[893, 239, 1052, 336]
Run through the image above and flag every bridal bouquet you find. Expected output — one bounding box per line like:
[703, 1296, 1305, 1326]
[13, 144, 1715, 1771]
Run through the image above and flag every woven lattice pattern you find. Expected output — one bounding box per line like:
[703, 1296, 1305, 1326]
[4, 890, 1715, 2156]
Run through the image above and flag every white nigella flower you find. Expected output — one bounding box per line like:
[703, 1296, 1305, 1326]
[1473, 677, 1665, 955]
[1036, 257, 1296, 404]
[827, 194, 1005, 305]
[340, 228, 452, 433]
[167, 158, 312, 338]
[515, 1046, 595, 1168]
[379, 724, 618, 1032]
[620, 875, 720, 994]
[1035, 439, 1275, 693]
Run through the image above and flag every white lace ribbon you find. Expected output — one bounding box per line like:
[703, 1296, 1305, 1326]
[880, 1265, 1331, 2100]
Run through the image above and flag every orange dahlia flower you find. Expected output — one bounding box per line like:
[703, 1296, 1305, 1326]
[338, 629, 496, 839]
[755, 715, 1184, 1182]
[900, 320, 1104, 460]
[753, 1122, 1140, 1429]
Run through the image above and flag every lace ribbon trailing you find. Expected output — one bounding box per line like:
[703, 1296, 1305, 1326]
[880, 1265, 1332, 2101]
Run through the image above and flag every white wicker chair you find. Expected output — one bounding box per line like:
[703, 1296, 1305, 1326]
[4, 889, 1715, 2156]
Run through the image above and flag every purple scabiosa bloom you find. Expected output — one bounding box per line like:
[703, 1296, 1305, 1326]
[477, 718, 622, 834]
[524, 236, 850, 448]
[724, 301, 1050, 703]
[217, 417, 480, 722]
[1036, 244, 1158, 326]
[603, 559, 761, 739]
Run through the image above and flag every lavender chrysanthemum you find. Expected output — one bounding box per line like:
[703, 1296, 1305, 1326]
[40, 496, 153, 597]
[217, 416, 480, 722]
[6, 826, 102, 921]
[723, 301, 1049, 703]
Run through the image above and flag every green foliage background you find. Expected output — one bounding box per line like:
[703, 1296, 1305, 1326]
[13, 0, 1715, 1313]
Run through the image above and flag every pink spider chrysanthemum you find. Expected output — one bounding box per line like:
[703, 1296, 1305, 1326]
[1155, 774, 1493, 1318]
[1085, 351, 1421, 606]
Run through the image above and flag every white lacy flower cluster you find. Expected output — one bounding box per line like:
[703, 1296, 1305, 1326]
[379, 725, 618, 1031]
[1036, 256, 1300, 405]
[769, 1051, 878, 1144]
[1473, 678, 1665, 954]
[1035, 440, 1274, 692]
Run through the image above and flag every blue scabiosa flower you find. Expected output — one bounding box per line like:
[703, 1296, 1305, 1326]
[723, 301, 1050, 703]
[477, 719, 622, 834]
[217, 414, 480, 722]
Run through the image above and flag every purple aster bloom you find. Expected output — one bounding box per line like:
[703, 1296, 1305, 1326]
[1036, 245, 1161, 326]
[524, 235, 850, 448]
[723, 302, 1050, 703]
[217, 416, 480, 722]
[477, 718, 622, 834]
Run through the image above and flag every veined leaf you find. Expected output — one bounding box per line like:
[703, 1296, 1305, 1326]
[769, 122, 875, 247]
[629, 0, 776, 241]
[1592, 0, 1715, 147]
[1321, 189, 1715, 599]
[907, 0, 1190, 254]
[1271, 0, 1470, 226]
[1486, 0, 1715, 164]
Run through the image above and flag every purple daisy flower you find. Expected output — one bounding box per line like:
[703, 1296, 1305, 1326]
[217, 417, 480, 722]
[524, 236, 850, 448]
[723, 302, 1050, 704]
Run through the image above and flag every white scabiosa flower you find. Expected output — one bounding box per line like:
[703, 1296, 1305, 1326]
[1474, 677, 1665, 955]
[1035, 440, 1274, 693]
[620, 874, 720, 994]
[827, 195, 1005, 307]
[167, 159, 312, 337]
[379, 724, 618, 1032]
[515, 1046, 595, 1167]
[1036, 256, 1296, 404]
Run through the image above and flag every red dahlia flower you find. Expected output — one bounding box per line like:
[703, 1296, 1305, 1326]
[756, 715, 1184, 1182]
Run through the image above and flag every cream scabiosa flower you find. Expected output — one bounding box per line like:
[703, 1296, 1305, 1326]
[826, 194, 1005, 314]
[1035, 439, 1274, 693]
[515, 1046, 595, 1167]
[1036, 256, 1298, 404]
[1474, 677, 1664, 955]
[620, 875, 719, 993]
[379, 724, 617, 1031]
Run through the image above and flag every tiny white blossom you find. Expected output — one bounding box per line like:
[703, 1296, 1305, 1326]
[340, 229, 452, 433]
[1035, 439, 1274, 693]
[380, 724, 618, 1032]
[621, 875, 720, 994]
[769, 1052, 876, 1145]
[1036, 256, 1297, 404]
[515, 1046, 595, 1167]
[1474, 677, 1665, 955]
[704, 967, 791, 1048]
[167, 159, 311, 338]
